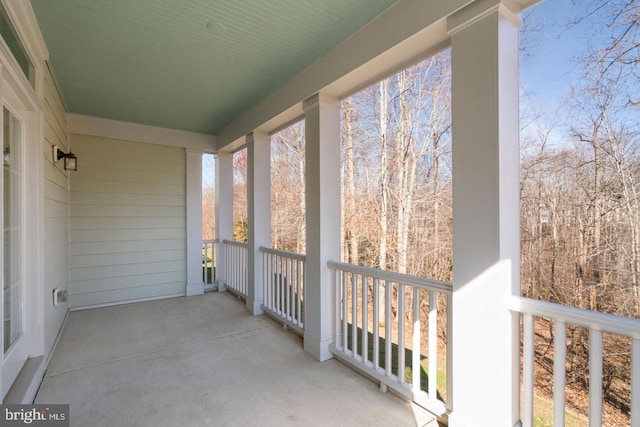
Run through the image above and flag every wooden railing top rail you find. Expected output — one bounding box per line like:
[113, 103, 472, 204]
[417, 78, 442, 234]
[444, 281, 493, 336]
[260, 246, 306, 262]
[222, 239, 248, 248]
[327, 260, 452, 295]
[507, 295, 640, 339]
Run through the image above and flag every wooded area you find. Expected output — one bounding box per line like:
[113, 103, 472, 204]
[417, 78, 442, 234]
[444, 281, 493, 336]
[202, 1, 639, 423]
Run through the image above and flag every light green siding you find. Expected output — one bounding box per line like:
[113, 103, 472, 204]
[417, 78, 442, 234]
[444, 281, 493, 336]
[43, 66, 70, 356]
[69, 135, 186, 307]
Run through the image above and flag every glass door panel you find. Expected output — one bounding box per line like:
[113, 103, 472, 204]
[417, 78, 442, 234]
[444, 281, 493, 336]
[3, 107, 22, 355]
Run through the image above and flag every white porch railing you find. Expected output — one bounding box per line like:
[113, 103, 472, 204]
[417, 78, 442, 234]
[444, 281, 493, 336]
[260, 247, 305, 334]
[507, 296, 640, 427]
[328, 261, 453, 418]
[202, 239, 219, 290]
[222, 239, 248, 298]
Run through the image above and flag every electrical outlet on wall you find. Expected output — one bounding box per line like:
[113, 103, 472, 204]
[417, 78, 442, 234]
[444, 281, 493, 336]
[52, 288, 69, 306]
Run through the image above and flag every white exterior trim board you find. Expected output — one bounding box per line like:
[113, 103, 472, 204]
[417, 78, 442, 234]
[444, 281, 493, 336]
[70, 292, 185, 311]
[68, 113, 216, 151]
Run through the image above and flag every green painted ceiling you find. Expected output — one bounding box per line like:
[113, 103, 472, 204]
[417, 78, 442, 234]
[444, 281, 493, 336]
[30, 0, 397, 135]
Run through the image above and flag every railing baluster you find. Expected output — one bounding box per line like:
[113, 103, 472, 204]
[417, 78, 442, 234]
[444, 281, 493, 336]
[283, 256, 286, 317]
[233, 245, 237, 290]
[362, 275, 369, 365]
[281, 256, 286, 317]
[232, 245, 236, 290]
[202, 241, 206, 283]
[297, 259, 302, 325]
[229, 244, 233, 289]
[288, 257, 293, 321]
[273, 254, 278, 314]
[236, 244, 238, 290]
[224, 244, 228, 287]
[264, 252, 269, 310]
[243, 246, 247, 295]
[373, 277, 380, 370]
[412, 287, 420, 392]
[553, 321, 566, 427]
[632, 338, 639, 427]
[342, 270, 348, 351]
[281, 255, 285, 315]
[334, 266, 340, 349]
[290, 258, 294, 322]
[351, 272, 357, 357]
[269, 253, 274, 311]
[213, 241, 218, 283]
[446, 292, 453, 412]
[292, 259, 297, 322]
[589, 329, 603, 427]
[270, 252, 275, 310]
[285, 256, 290, 320]
[523, 313, 535, 427]
[428, 290, 437, 399]
[228, 245, 232, 289]
[227, 244, 231, 289]
[385, 279, 392, 378]
[398, 283, 405, 384]
[263, 251, 268, 308]
[242, 245, 245, 293]
[235, 245, 239, 292]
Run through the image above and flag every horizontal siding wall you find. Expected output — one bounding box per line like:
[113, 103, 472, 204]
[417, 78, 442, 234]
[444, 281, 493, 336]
[43, 65, 70, 355]
[69, 134, 186, 308]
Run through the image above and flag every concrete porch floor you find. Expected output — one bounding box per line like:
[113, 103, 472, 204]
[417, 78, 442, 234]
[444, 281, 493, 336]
[35, 292, 435, 426]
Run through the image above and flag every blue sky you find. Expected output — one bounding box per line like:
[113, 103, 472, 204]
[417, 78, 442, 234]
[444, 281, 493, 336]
[520, 0, 596, 107]
[519, 0, 616, 146]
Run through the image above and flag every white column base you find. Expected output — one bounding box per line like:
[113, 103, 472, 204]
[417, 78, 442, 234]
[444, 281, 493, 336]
[246, 300, 264, 316]
[186, 281, 204, 296]
[216, 280, 227, 292]
[449, 416, 520, 427]
[303, 332, 334, 362]
[448, 414, 473, 427]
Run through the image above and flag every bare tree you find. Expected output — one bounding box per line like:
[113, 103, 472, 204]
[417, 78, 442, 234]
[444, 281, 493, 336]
[271, 122, 306, 252]
[233, 149, 248, 242]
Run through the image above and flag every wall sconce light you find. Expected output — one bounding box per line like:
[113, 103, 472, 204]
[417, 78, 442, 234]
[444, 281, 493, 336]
[53, 145, 78, 171]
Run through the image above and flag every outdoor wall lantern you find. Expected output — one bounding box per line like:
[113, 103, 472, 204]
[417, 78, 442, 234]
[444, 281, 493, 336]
[53, 145, 78, 171]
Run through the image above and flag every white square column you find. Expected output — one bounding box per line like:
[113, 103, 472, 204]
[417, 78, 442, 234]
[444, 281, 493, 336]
[448, 1, 521, 426]
[246, 131, 271, 315]
[303, 93, 340, 362]
[215, 152, 234, 292]
[186, 149, 205, 296]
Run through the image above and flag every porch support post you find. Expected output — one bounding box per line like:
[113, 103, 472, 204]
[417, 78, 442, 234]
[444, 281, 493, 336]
[215, 152, 234, 292]
[448, 1, 521, 426]
[246, 131, 271, 315]
[303, 93, 340, 362]
[186, 149, 205, 296]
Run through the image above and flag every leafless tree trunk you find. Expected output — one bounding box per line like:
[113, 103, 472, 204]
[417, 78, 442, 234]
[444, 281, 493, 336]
[344, 98, 358, 264]
[379, 80, 389, 271]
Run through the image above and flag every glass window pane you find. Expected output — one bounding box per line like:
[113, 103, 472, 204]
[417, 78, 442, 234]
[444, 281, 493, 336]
[0, 5, 35, 89]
